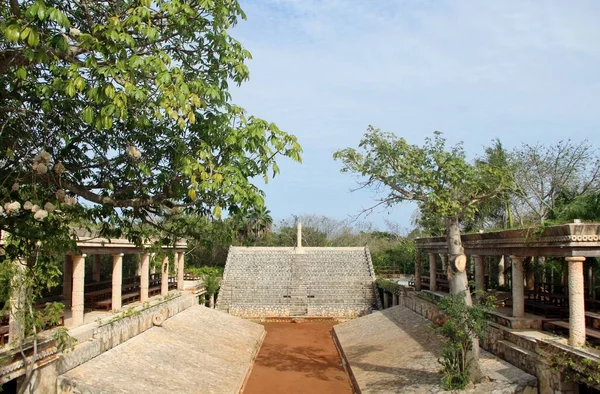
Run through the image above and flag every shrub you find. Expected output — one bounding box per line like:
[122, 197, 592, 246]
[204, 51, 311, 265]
[436, 292, 493, 390]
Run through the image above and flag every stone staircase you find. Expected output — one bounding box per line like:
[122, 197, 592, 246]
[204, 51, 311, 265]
[216, 247, 376, 318]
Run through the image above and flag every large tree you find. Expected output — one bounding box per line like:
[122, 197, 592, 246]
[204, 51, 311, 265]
[0, 1, 301, 387]
[511, 140, 600, 225]
[334, 127, 512, 378]
[0, 0, 301, 237]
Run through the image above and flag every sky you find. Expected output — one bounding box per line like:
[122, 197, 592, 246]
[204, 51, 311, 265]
[229, 0, 600, 231]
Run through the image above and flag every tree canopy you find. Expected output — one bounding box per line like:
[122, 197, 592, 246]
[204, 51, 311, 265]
[333, 127, 510, 226]
[0, 0, 302, 244]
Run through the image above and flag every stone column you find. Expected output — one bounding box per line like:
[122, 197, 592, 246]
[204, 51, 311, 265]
[566, 256, 586, 347]
[588, 263, 594, 298]
[161, 255, 169, 296]
[150, 253, 157, 275]
[297, 221, 302, 248]
[440, 254, 447, 274]
[112, 253, 123, 311]
[177, 252, 185, 291]
[140, 253, 150, 302]
[415, 252, 422, 291]
[428, 253, 437, 292]
[92, 255, 101, 282]
[497, 256, 505, 287]
[474, 255, 485, 297]
[393, 293, 399, 306]
[71, 254, 86, 327]
[511, 256, 525, 318]
[63, 255, 73, 301]
[8, 259, 26, 345]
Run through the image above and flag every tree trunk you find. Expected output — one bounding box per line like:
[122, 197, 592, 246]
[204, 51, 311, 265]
[445, 217, 482, 382]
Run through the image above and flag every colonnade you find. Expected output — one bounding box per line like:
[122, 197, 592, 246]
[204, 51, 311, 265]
[64, 251, 185, 328]
[415, 252, 589, 348]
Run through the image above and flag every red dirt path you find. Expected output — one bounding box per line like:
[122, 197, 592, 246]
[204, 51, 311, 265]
[243, 321, 353, 394]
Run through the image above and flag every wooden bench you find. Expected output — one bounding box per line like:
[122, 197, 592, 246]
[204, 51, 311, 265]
[92, 292, 140, 311]
[524, 299, 566, 318]
[543, 320, 600, 341]
[585, 311, 600, 329]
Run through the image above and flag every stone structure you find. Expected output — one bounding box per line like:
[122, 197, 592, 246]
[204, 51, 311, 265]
[217, 225, 377, 318]
[415, 222, 600, 348]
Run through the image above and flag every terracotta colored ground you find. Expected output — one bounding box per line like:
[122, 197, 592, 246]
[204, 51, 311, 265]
[243, 321, 353, 394]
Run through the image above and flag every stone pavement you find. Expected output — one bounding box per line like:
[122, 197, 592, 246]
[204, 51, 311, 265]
[58, 306, 265, 394]
[333, 305, 537, 394]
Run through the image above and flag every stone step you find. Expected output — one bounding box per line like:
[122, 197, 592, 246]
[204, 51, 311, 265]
[496, 340, 537, 376]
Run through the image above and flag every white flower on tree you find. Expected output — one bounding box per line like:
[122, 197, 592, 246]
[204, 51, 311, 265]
[4, 201, 21, 214]
[34, 209, 48, 221]
[31, 204, 40, 213]
[24, 201, 33, 210]
[44, 202, 55, 213]
[53, 162, 66, 175]
[126, 145, 142, 160]
[55, 189, 66, 202]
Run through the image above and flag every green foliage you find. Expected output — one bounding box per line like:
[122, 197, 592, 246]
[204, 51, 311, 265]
[53, 327, 76, 353]
[374, 278, 401, 295]
[202, 273, 220, 296]
[186, 266, 223, 278]
[0, 0, 301, 360]
[334, 128, 512, 223]
[436, 292, 494, 390]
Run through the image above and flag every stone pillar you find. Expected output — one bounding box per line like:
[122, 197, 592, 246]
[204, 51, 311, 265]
[140, 253, 150, 302]
[393, 293, 399, 306]
[297, 222, 302, 248]
[415, 252, 422, 291]
[588, 263, 594, 298]
[150, 253, 157, 275]
[8, 259, 26, 345]
[440, 254, 447, 274]
[474, 255, 485, 297]
[428, 253, 437, 292]
[177, 252, 185, 291]
[161, 255, 169, 296]
[566, 256, 586, 347]
[111, 253, 123, 311]
[511, 256, 525, 318]
[497, 256, 505, 287]
[63, 255, 73, 301]
[71, 254, 86, 327]
[92, 255, 101, 282]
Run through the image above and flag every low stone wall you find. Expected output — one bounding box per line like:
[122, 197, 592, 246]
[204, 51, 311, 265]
[229, 304, 372, 319]
[229, 305, 291, 318]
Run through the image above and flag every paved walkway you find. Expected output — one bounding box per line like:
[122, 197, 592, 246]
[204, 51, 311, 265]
[59, 306, 264, 394]
[334, 305, 537, 394]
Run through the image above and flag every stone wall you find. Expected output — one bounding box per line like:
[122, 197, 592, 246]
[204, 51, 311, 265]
[7, 292, 197, 393]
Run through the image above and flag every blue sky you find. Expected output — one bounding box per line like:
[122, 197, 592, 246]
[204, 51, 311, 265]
[229, 0, 600, 231]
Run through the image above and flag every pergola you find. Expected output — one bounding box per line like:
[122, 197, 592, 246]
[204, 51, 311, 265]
[4, 229, 187, 343]
[415, 222, 600, 347]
